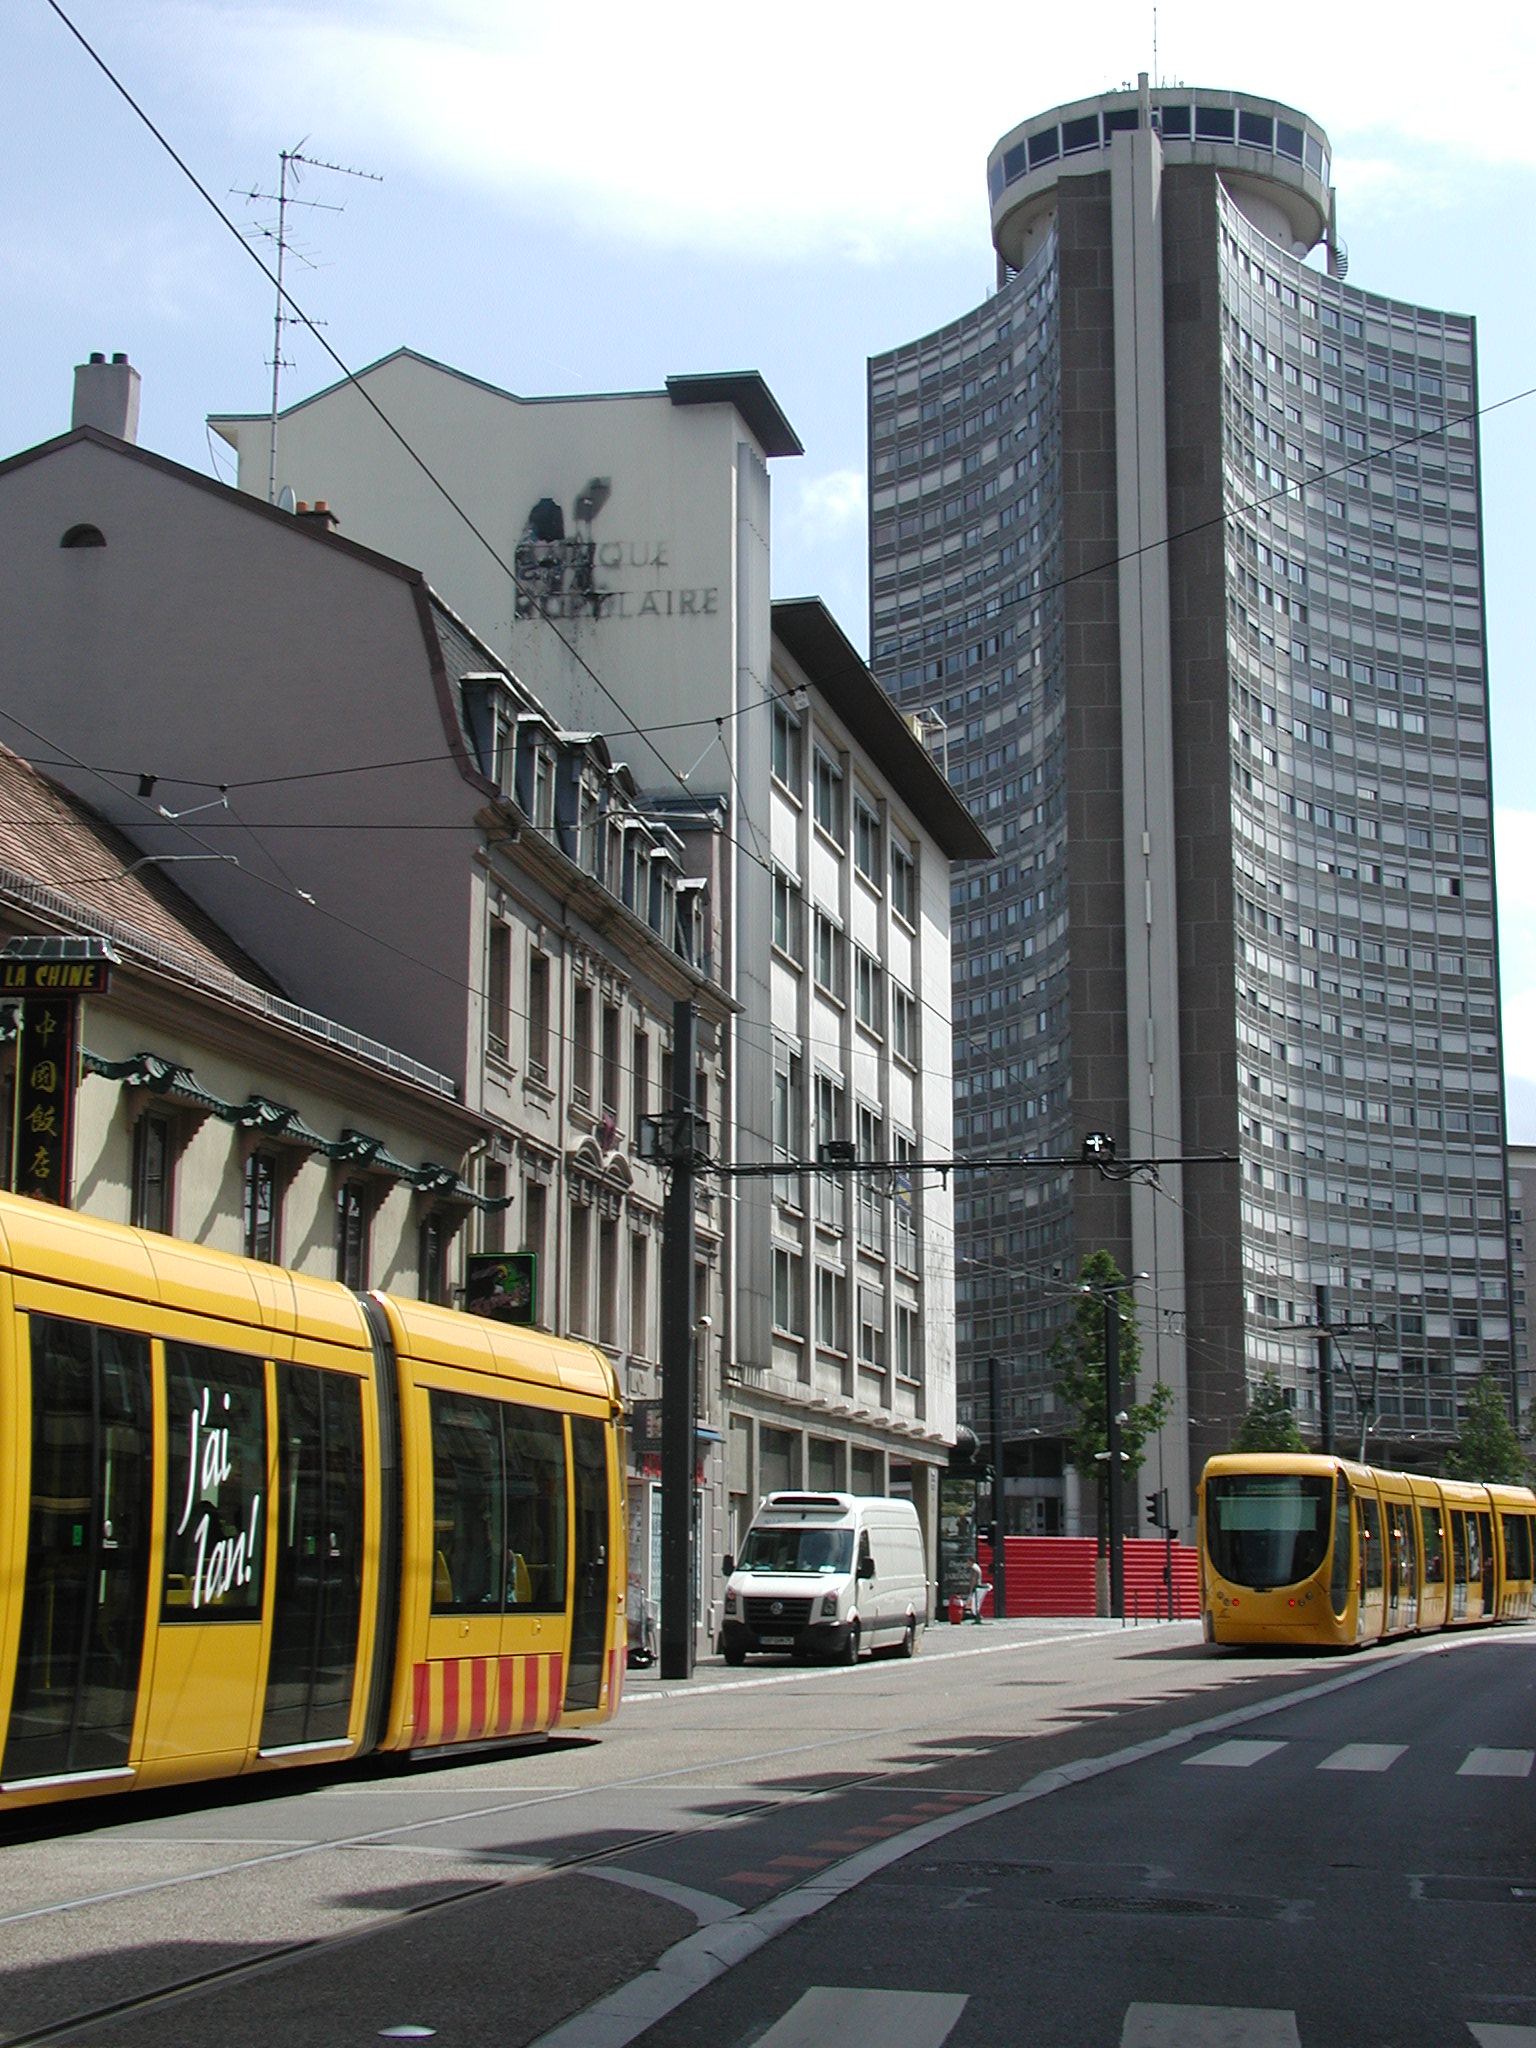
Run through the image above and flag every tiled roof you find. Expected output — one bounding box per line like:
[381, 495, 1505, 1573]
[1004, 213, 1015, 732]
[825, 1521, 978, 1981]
[0, 743, 283, 991]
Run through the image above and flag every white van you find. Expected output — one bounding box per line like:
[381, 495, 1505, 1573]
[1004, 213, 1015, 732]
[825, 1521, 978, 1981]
[719, 1493, 929, 1665]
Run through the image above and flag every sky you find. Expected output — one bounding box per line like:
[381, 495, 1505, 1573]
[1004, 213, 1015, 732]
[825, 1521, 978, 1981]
[6, 0, 1536, 1130]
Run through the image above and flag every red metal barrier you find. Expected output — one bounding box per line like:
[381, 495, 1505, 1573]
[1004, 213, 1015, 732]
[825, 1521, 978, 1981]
[976, 1535, 1200, 1618]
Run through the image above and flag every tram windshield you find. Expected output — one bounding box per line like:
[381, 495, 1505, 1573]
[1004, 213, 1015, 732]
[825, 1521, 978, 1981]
[1206, 1475, 1334, 1589]
[735, 1526, 853, 1575]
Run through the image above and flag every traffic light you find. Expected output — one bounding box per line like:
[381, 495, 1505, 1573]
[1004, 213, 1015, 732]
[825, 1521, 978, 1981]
[1145, 1488, 1168, 1532]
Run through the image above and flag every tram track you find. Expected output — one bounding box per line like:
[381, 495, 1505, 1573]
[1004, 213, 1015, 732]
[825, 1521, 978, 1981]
[0, 1824, 684, 2047]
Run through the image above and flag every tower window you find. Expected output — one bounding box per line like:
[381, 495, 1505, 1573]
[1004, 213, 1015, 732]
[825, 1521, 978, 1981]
[60, 524, 106, 548]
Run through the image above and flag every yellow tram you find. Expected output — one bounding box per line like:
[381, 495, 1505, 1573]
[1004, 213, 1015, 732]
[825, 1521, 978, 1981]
[0, 1193, 627, 1812]
[1199, 1451, 1536, 1648]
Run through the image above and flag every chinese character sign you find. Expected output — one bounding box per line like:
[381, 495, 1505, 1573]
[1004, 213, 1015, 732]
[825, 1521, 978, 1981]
[14, 998, 77, 1206]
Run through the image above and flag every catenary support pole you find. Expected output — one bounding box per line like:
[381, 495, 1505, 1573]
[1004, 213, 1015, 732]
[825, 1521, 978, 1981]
[988, 1354, 1007, 1620]
[660, 999, 698, 1680]
[1316, 1282, 1335, 1458]
[1105, 1292, 1124, 1621]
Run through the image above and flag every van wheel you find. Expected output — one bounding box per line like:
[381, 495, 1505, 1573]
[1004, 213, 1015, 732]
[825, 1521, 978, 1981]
[898, 1619, 918, 1659]
[840, 1626, 860, 1666]
[723, 1644, 746, 1667]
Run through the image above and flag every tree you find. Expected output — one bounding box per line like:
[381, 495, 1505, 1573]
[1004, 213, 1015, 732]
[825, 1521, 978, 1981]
[1233, 1370, 1306, 1453]
[1443, 1371, 1530, 1485]
[1051, 1250, 1173, 1549]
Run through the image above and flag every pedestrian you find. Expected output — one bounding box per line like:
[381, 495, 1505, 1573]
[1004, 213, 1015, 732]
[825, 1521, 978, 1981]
[966, 1557, 990, 1624]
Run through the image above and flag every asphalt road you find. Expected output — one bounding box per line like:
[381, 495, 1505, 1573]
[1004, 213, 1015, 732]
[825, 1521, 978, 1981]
[0, 1618, 1530, 2046]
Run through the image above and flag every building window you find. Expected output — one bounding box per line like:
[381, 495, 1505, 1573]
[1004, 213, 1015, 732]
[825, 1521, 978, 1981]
[773, 870, 803, 961]
[490, 702, 513, 797]
[891, 840, 916, 925]
[487, 919, 511, 1061]
[132, 1113, 173, 1235]
[599, 1213, 619, 1348]
[815, 1073, 846, 1233]
[243, 1150, 280, 1263]
[813, 912, 843, 999]
[569, 1201, 591, 1335]
[815, 1264, 847, 1352]
[419, 1212, 448, 1304]
[892, 985, 917, 1064]
[857, 1285, 885, 1375]
[854, 798, 882, 886]
[772, 1243, 804, 1337]
[813, 747, 844, 843]
[893, 1132, 918, 1272]
[532, 749, 556, 833]
[773, 1044, 802, 1207]
[854, 949, 883, 1037]
[527, 952, 550, 1082]
[629, 1232, 648, 1359]
[522, 1178, 546, 1321]
[335, 1179, 370, 1290]
[572, 984, 593, 1109]
[772, 699, 803, 788]
[578, 774, 602, 874]
[601, 1003, 621, 1122]
[632, 1026, 650, 1143]
[856, 1104, 885, 1255]
[483, 1161, 507, 1255]
[894, 1302, 919, 1384]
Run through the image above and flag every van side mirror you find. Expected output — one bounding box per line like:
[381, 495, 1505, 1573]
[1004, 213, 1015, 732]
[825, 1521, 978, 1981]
[857, 1554, 875, 1581]
[722, 1554, 735, 1577]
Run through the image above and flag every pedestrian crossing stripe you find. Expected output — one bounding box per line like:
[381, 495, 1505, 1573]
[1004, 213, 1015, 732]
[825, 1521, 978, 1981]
[1122, 2006, 1300, 2046]
[1185, 1739, 1287, 1767]
[1318, 1743, 1406, 1772]
[753, 1989, 968, 2048]
[1458, 1748, 1534, 1778]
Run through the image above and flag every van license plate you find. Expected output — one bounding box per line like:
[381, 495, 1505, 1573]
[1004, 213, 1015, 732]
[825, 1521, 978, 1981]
[761, 1634, 794, 1646]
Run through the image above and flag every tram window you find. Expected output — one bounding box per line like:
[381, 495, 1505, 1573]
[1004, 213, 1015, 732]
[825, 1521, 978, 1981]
[429, 1393, 569, 1615]
[1450, 1512, 1467, 1584]
[4, 1316, 152, 1784]
[1419, 1505, 1445, 1584]
[1360, 1496, 1383, 1590]
[1503, 1513, 1533, 1581]
[1205, 1474, 1331, 1588]
[1329, 1477, 1351, 1614]
[430, 1392, 504, 1612]
[162, 1345, 267, 1621]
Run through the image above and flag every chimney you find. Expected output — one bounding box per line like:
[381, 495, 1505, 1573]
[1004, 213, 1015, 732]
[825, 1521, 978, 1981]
[293, 499, 340, 531]
[72, 351, 141, 443]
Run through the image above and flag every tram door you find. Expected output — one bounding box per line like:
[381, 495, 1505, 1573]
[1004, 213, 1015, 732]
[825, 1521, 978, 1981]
[1477, 1511, 1495, 1616]
[259, 1367, 365, 1753]
[564, 1416, 609, 1711]
[3, 1316, 152, 1785]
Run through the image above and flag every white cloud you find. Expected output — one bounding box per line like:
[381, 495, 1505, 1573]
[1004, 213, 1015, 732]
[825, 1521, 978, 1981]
[135, 0, 1536, 258]
[787, 469, 867, 543]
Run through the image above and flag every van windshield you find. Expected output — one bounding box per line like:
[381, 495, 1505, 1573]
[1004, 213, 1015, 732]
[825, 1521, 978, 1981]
[736, 1527, 853, 1575]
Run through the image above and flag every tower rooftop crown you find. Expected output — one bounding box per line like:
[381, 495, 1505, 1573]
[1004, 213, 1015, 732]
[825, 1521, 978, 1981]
[988, 83, 1333, 272]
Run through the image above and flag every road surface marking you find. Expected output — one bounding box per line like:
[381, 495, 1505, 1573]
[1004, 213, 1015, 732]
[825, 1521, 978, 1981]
[1468, 2028, 1536, 2046]
[584, 1866, 742, 1926]
[1122, 2005, 1300, 2046]
[1459, 1748, 1534, 1778]
[1185, 1739, 1287, 1769]
[528, 1632, 1483, 2048]
[754, 1989, 968, 2048]
[1317, 1743, 1407, 1773]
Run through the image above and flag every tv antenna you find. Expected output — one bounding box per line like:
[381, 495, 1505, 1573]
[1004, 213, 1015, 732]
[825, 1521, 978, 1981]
[234, 141, 382, 504]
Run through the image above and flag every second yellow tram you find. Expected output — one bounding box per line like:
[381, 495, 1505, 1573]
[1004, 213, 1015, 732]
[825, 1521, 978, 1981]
[0, 1192, 628, 1812]
[1200, 1451, 1535, 1648]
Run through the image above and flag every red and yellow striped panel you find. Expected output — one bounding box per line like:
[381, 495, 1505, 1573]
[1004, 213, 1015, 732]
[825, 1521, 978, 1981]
[410, 1651, 565, 1748]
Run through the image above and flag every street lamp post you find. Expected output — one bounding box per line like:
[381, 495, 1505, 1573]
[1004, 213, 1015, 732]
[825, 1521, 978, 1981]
[1104, 1300, 1124, 1621]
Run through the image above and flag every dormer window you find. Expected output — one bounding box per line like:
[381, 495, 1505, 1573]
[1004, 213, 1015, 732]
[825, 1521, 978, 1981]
[532, 748, 556, 833]
[490, 701, 513, 797]
[577, 773, 602, 875]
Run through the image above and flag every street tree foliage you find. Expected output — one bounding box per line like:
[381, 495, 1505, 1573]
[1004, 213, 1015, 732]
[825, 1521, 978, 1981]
[1442, 1371, 1530, 1486]
[1233, 1370, 1306, 1453]
[1052, 1251, 1173, 1542]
